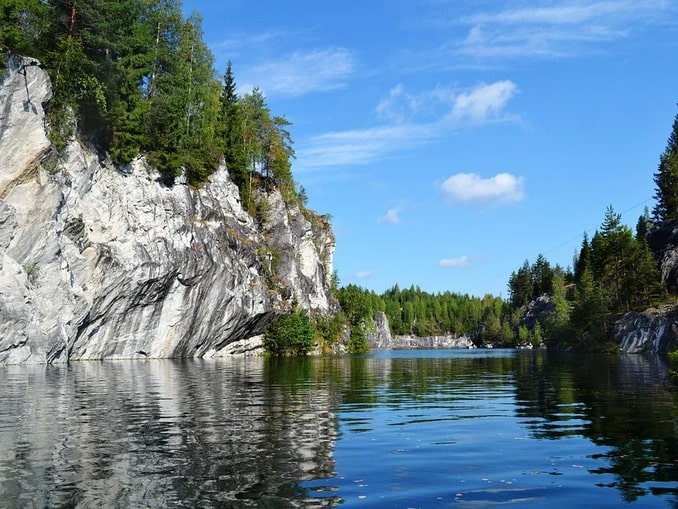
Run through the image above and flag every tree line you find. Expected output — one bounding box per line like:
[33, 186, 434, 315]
[0, 0, 297, 208]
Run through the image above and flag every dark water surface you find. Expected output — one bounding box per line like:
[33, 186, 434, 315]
[1, 349, 677, 508]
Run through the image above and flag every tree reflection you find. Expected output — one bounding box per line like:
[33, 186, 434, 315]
[513, 351, 678, 506]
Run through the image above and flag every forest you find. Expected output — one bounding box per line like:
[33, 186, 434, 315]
[3, 1, 678, 355]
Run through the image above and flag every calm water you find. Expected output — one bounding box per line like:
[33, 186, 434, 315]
[1, 350, 676, 508]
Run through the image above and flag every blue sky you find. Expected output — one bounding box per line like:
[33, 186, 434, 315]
[183, 0, 678, 299]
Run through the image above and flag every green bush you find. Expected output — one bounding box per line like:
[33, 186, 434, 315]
[263, 310, 315, 356]
[347, 324, 369, 354]
[314, 312, 346, 352]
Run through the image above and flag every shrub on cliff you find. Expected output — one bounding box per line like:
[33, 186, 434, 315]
[263, 309, 315, 356]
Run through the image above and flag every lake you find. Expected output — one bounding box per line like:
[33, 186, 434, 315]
[0, 349, 676, 508]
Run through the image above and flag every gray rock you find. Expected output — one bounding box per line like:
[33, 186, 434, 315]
[612, 308, 678, 354]
[392, 334, 473, 349]
[0, 57, 335, 363]
[367, 311, 393, 349]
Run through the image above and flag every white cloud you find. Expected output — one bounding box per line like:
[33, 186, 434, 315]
[454, 0, 671, 60]
[296, 81, 518, 171]
[441, 172, 525, 205]
[461, 1, 665, 26]
[378, 207, 402, 224]
[240, 48, 355, 98]
[449, 81, 518, 125]
[297, 123, 433, 170]
[354, 270, 375, 279]
[439, 256, 470, 268]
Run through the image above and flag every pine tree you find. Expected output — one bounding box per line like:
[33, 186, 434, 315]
[653, 111, 678, 223]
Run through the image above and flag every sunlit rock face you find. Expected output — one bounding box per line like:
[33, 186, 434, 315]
[367, 311, 393, 349]
[0, 56, 335, 364]
[612, 309, 678, 354]
[392, 335, 473, 349]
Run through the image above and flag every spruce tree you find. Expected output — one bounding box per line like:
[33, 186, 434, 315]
[221, 61, 250, 206]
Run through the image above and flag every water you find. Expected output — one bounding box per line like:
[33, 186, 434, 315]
[0, 350, 676, 508]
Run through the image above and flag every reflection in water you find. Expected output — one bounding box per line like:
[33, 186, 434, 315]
[513, 352, 678, 504]
[0, 350, 677, 508]
[0, 359, 338, 508]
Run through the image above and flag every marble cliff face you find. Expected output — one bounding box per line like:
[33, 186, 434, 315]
[0, 56, 335, 363]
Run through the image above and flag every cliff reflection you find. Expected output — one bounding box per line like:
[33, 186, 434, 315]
[2, 351, 677, 508]
[0, 358, 339, 508]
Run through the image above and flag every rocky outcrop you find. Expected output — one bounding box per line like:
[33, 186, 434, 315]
[0, 56, 335, 364]
[519, 294, 554, 329]
[366, 311, 472, 349]
[612, 308, 678, 354]
[366, 311, 393, 349]
[392, 335, 473, 349]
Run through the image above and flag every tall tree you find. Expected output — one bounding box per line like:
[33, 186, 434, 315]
[508, 260, 532, 309]
[220, 61, 250, 207]
[653, 111, 678, 223]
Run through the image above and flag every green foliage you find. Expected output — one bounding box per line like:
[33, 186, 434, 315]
[22, 262, 40, 286]
[336, 284, 376, 326]
[253, 196, 272, 227]
[511, 201, 666, 349]
[541, 271, 573, 345]
[382, 284, 508, 342]
[263, 309, 315, 356]
[2, 0, 303, 193]
[314, 312, 346, 352]
[0, 0, 50, 63]
[347, 324, 369, 354]
[517, 325, 530, 344]
[508, 255, 570, 310]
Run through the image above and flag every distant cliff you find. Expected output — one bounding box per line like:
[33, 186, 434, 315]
[366, 312, 472, 349]
[0, 56, 335, 364]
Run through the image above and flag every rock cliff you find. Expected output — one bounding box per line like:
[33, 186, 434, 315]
[366, 312, 472, 349]
[0, 55, 335, 364]
[391, 334, 473, 349]
[613, 308, 678, 354]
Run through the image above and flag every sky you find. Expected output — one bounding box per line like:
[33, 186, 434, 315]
[183, 0, 678, 299]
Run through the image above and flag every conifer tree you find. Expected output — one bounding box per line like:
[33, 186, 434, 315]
[221, 61, 251, 207]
